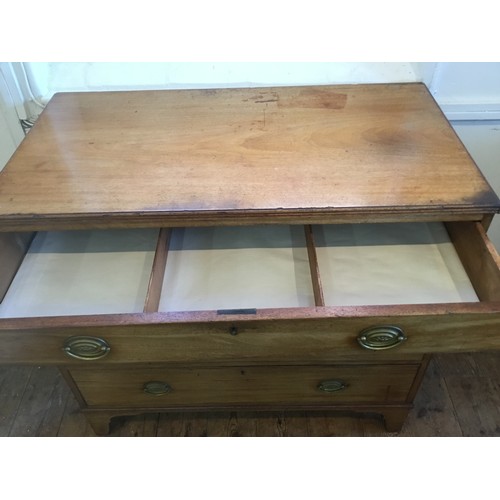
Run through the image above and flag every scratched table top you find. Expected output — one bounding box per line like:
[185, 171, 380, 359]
[0, 83, 498, 230]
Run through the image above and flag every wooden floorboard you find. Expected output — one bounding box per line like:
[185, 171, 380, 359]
[0, 365, 32, 436]
[1, 353, 500, 437]
[398, 357, 463, 436]
[8, 366, 62, 437]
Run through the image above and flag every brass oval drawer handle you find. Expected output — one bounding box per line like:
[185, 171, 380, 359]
[318, 379, 347, 393]
[63, 336, 110, 360]
[143, 381, 172, 396]
[357, 325, 406, 351]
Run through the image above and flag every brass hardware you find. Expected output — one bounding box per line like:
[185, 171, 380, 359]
[143, 381, 172, 396]
[357, 325, 406, 350]
[217, 308, 257, 315]
[63, 336, 110, 360]
[318, 379, 347, 393]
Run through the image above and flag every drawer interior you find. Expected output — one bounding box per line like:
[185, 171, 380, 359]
[159, 225, 314, 311]
[157, 222, 480, 312]
[1, 221, 497, 318]
[0, 229, 158, 317]
[314, 222, 478, 306]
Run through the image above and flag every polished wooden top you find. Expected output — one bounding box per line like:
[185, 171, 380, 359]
[0, 83, 498, 230]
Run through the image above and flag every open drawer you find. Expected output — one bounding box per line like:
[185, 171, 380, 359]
[0, 220, 499, 364]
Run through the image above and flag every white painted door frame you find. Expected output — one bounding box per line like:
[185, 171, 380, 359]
[0, 64, 25, 169]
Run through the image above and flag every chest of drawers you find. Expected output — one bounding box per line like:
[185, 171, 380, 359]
[1, 83, 499, 435]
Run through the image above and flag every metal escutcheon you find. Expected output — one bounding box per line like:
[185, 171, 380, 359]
[357, 325, 406, 351]
[318, 379, 347, 393]
[143, 381, 172, 396]
[63, 336, 110, 360]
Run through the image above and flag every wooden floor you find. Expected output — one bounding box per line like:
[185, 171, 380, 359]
[1, 352, 500, 437]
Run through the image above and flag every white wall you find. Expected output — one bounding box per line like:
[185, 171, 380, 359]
[0, 66, 25, 169]
[0, 106, 18, 168]
[25, 62, 427, 101]
[24, 62, 500, 114]
[430, 63, 500, 120]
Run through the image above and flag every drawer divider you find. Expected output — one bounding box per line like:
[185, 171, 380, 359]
[143, 228, 171, 313]
[304, 225, 325, 307]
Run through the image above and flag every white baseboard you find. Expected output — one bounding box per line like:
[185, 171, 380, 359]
[440, 103, 500, 121]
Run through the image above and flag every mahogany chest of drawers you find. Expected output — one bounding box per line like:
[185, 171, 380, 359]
[1, 83, 499, 435]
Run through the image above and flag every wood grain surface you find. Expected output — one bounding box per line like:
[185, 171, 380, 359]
[68, 364, 419, 407]
[0, 303, 499, 364]
[0, 84, 498, 230]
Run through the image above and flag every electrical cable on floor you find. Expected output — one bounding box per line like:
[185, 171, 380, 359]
[20, 118, 36, 134]
[19, 63, 46, 110]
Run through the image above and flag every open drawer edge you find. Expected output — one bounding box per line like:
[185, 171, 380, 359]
[0, 221, 499, 364]
[445, 221, 500, 302]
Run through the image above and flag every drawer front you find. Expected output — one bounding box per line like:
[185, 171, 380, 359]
[1, 305, 500, 364]
[1, 221, 500, 364]
[69, 364, 420, 408]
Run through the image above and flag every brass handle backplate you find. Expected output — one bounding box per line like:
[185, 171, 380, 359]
[143, 381, 172, 396]
[357, 325, 406, 351]
[318, 379, 347, 393]
[63, 336, 110, 360]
